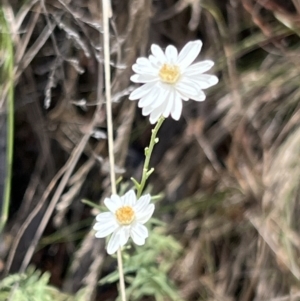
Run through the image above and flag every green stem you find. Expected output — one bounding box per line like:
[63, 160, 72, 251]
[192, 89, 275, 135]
[136, 116, 165, 199]
[0, 10, 14, 234]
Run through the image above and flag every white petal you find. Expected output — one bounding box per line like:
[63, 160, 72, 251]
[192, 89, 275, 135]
[130, 74, 157, 83]
[122, 190, 136, 206]
[191, 74, 219, 89]
[176, 90, 189, 101]
[136, 57, 151, 66]
[106, 227, 131, 254]
[163, 90, 174, 118]
[183, 60, 214, 76]
[177, 40, 202, 69]
[107, 230, 121, 255]
[132, 63, 157, 75]
[94, 218, 118, 237]
[138, 85, 160, 108]
[151, 44, 166, 63]
[130, 223, 148, 245]
[135, 57, 155, 70]
[171, 93, 183, 120]
[95, 211, 114, 223]
[149, 103, 165, 124]
[136, 203, 155, 224]
[114, 194, 126, 206]
[104, 195, 122, 213]
[138, 94, 153, 108]
[134, 194, 151, 214]
[190, 90, 206, 102]
[142, 105, 154, 116]
[149, 84, 170, 109]
[148, 55, 162, 68]
[165, 45, 178, 64]
[129, 82, 156, 101]
[119, 226, 130, 246]
[175, 79, 198, 97]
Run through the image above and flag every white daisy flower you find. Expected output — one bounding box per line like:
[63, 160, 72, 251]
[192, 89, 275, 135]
[93, 190, 154, 255]
[129, 40, 218, 124]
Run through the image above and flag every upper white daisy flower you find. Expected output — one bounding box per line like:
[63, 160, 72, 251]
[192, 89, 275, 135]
[129, 40, 218, 124]
[93, 190, 154, 255]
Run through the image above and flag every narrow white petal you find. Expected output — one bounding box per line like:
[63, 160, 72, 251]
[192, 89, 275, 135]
[134, 194, 151, 214]
[112, 194, 123, 205]
[136, 203, 155, 224]
[142, 105, 154, 116]
[95, 212, 113, 222]
[136, 57, 151, 66]
[175, 80, 198, 97]
[119, 226, 130, 246]
[165, 45, 178, 63]
[149, 103, 165, 124]
[138, 94, 154, 108]
[106, 227, 130, 255]
[191, 74, 219, 89]
[149, 55, 162, 68]
[190, 90, 206, 102]
[171, 93, 183, 120]
[163, 90, 174, 118]
[183, 60, 214, 76]
[94, 219, 118, 237]
[138, 85, 160, 108]
[129, 82, 156, 101]
[149, 84, 170, 109]
[130, 223, 148, 246]
[130, 74, 157, 83]
[122, 190, 136, 206]
[151, 44, 166, 63]
[104, 195, 122, 213]
[107, 230, 121, 255]
[132, 63, 157, 75]
[176, 90, 189, 101]
[175, 88, 197, 100]
[177, 40, 202, 69]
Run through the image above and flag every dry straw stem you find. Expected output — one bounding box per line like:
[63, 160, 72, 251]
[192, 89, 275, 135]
[102, 1, 126, 301]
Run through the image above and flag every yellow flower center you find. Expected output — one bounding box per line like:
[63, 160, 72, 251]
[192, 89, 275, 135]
[159, 64, 180, 84]
[115, 206, 135, 225]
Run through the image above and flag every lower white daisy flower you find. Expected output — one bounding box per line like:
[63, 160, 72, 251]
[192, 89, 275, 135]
[93, 190, 154, 255]
[129, 40, 218, 124]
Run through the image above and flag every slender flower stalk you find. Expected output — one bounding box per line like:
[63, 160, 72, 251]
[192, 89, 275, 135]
[132, 116, 165, 199]
[94, 119, 163, 254]
[101, 1, 126, 300]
